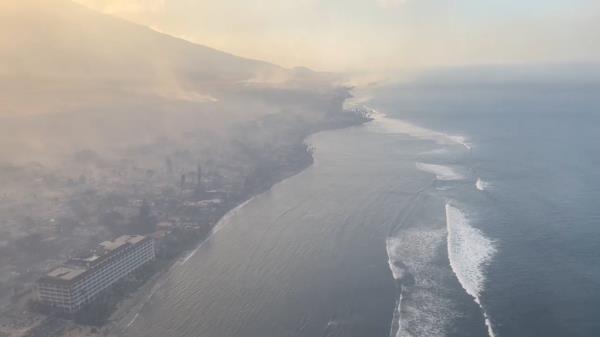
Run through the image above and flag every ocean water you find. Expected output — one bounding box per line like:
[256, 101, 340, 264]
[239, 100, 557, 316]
[115, 78, 600, 337]
[373, 79, 600, 337]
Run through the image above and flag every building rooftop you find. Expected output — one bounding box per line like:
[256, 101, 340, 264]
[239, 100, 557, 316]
[40, 234, 149, 283]
[99, 235, 146, 252]
[46, 266, 87, 281]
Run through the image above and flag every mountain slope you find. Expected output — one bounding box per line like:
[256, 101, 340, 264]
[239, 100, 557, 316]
[0, 0, 303, 117]
[0, 0, 347, 163]
[0, 0, 283, 81]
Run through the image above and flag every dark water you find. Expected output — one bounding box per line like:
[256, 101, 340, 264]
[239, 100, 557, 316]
[373, 79, 600, 337]
[117, 78, 600, 337]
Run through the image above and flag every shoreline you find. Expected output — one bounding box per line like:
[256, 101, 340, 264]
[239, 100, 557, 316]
[97, 109, 373, 337]
[105, 169, 296, 337]
[0, 104, 371, 337]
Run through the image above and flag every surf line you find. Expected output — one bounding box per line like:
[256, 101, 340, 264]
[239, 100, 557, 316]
[385, 186, 433, 337]
[476, 178, 492, 191]
[446, 203, 497, 337]
[178, 196, 256, 266]
[387, 286, 405, 337]
[126, 312, 139, 329]
[362, 105, 473, 151]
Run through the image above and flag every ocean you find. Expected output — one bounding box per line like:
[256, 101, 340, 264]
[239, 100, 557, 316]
[115, 75, 600, 337]
[372, 77, 600, 337]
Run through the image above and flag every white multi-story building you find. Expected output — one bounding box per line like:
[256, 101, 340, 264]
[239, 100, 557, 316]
[37, 235, 155, 313]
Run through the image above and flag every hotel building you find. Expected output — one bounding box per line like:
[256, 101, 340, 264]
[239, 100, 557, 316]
[37, 235, 155, 313]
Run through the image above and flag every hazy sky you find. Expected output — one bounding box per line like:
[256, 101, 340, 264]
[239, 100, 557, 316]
[66, 0, 600, 71]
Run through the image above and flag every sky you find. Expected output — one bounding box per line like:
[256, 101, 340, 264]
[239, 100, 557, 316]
[45, 0, 600, 71]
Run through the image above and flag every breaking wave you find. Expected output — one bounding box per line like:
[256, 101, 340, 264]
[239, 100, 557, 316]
[366, 107, 472, 150]
[416, 162, 464, 181]
[476, 178, 491, 191]
[386, 228, 453, 337]
[362, 102, 499, 337]
[446, 204, 497, 337]
[126, 313, 139, 328]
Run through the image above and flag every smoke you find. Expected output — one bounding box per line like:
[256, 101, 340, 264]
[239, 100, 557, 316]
[77, 0, 166, 15]
[376, 0, 408, 8]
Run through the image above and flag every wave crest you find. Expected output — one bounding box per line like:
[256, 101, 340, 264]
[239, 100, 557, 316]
[366, 107, 472, 150]
[476, 178, 492, 191]
[386, 228, 452, 337]
[416, 162, 464, 181]
[446, 203, 497, 337]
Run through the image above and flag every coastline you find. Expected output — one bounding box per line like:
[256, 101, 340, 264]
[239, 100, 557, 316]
[0, 101, 372, 337]
[369, 103, 496, 337]
[87, 102, 478, 337]
[0, 102, 370, 337]
[101, 103, 405, 337]
[96, 108, 373, 337]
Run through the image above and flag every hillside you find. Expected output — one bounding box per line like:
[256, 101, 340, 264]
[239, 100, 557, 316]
[0, 0, 345, 163]
[0, 0, 284, 81]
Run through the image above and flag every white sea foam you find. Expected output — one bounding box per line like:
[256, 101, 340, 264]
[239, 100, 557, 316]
[367, 107, 472, 150]
[386, 228, 453, 337]
[448, 135, 472, 151]
[420, 148, 449, 156]
[416, 162, 464, 181]
[126, 313, 139, 328]
[446, 204, 497, 337]
[386, 238, 408, 281]
[476, 178, 491, 191]
[388, 290, 405, 337]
